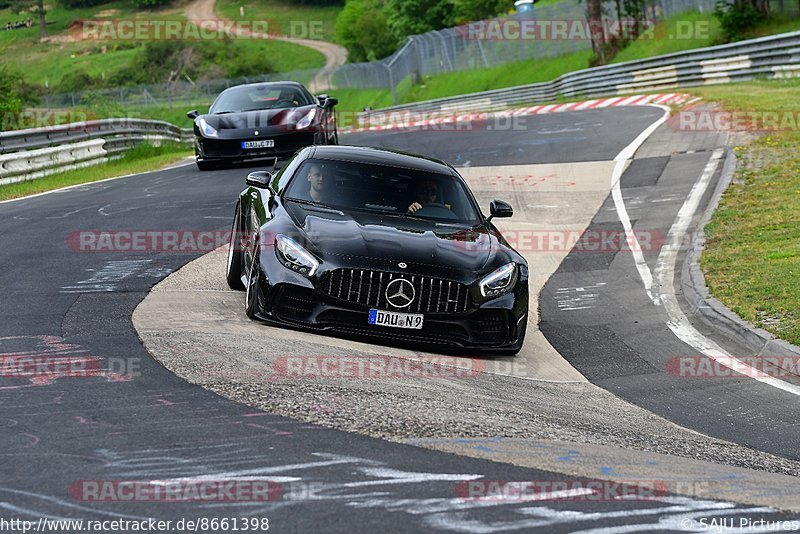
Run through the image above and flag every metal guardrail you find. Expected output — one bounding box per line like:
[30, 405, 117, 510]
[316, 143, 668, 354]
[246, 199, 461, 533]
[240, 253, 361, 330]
[360, 30, 800, 118]
[4, 29, 799, 184]
[0, 119, 193, 185]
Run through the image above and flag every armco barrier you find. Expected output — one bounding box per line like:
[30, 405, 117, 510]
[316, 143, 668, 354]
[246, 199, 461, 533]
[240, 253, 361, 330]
[4, 30, 799, 183]
[0, 119, 193, 184]
[360, 30, 800, 118]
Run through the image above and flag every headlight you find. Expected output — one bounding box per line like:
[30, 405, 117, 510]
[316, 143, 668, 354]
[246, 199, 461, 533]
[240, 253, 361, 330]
[296, 108, 317, 129]
[198, 117, 218, 138]
[479, 262, 518, 297]
[276, 234, 319, 276]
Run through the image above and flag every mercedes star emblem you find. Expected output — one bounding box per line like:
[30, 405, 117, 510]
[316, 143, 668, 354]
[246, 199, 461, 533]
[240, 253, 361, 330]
[385, 278, 415, 308]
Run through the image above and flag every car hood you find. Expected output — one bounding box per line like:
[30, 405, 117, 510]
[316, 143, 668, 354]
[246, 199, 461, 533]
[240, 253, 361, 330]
[200, 106, 315, 130]
[284, 203, 504, 275]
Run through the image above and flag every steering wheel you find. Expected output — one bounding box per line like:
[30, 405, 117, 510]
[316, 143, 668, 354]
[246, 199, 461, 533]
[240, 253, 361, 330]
[413, 202, 458, 220]
[274, 99, 295, 108]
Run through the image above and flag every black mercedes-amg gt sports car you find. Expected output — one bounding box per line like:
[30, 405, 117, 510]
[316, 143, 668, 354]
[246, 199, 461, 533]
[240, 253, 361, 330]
[225, 145, 529, 354]
[187, 81, 338, 170]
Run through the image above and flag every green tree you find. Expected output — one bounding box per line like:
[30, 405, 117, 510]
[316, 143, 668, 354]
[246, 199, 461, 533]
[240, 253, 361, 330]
[385, 0, 455, 39]
[0, 66, 23, 119]
[451, 0, 508, 22]
[336, 0, 399, 62]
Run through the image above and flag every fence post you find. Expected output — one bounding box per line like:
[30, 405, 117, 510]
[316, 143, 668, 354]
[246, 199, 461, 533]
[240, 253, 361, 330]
[385, 63, 397, 106]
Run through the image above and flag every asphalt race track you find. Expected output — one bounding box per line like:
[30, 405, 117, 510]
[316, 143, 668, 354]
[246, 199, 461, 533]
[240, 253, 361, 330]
[1, 106, 799, 532]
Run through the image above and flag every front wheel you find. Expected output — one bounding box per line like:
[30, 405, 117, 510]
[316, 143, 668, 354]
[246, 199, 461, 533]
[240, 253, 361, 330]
[225, 204, 245, 290]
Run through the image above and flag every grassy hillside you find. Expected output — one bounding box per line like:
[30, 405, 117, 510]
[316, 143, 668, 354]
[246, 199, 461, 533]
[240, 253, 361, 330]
[333, 10, 800, 112]
[0, 1, 325, 92]
[215, 0, 340, 41]
[690, 79, 800, 345]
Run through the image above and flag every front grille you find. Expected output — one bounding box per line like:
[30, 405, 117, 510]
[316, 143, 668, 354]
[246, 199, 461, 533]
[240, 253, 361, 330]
[320, 269, 470, 314]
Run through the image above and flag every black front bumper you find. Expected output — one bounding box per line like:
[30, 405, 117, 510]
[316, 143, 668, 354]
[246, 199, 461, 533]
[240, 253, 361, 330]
[251, 257, 528, 354]
[196, 132, 317, 162]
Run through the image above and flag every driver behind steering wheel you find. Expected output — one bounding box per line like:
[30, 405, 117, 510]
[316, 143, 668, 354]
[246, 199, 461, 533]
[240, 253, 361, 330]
[407, 179, 440, 214]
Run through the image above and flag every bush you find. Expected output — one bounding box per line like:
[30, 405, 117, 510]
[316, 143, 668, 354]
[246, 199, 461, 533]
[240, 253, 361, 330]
[714, 0, 765, 42]
[0, 71, 23, 118]
[106, 41, 274, 87]
[0, 65, 41, 120]
[132, 0, 172, 8]
[57, 68, 105, 93]
[59, 0, 111, 8]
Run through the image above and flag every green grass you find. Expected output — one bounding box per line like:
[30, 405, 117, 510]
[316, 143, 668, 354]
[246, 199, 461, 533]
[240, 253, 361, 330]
[330, 49, 594, 113]
[613, 11, 800, 64]
[215, 0, 340, 41]
[0, 142, 191, 201]
[690, 79, 800, 345]
[612, 11, 721, 63]
[0, 1, 325, 90]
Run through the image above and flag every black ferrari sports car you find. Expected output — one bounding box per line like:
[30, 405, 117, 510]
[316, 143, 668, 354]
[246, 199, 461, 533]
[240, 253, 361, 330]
[225, 145, 529, 354]
[187, 81, 338, 170]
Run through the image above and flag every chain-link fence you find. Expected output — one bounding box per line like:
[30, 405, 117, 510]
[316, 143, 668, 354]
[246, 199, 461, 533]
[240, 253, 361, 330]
[43, 0, 717, 109]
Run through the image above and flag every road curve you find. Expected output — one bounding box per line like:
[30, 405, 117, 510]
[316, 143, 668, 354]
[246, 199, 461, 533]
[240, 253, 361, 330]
[2, 106, 800, 531]
[184, 0, 347, 92]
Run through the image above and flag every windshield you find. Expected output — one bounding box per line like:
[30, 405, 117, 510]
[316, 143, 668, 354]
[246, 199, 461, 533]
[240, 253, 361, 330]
[210, 84, 313, 113]
[283, 159, 481, 224]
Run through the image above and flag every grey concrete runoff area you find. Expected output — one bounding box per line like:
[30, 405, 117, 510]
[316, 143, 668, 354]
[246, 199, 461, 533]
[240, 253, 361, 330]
[135, 106, 800, 513]
[3, 105, 799, 530]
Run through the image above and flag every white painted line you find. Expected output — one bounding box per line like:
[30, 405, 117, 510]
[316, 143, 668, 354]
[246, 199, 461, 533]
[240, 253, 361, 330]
[0, 158, 195, 206]
[612, 110, 800, 397]
[652, 150, 800, 397]
[610, 105, 672, 301]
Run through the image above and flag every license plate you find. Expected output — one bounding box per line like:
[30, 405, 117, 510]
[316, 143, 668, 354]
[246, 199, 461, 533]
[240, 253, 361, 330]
[368, 309, 424, 330]
[242, 140, 274, 149]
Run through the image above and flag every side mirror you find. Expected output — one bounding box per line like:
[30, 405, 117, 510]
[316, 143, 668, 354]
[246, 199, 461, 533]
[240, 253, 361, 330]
[316, 94, 329, 106]
[488, 200, 513, 220]
[187, 110, 199, 120]
[246, 170, 274, 190]
[324, 97, 338, 109]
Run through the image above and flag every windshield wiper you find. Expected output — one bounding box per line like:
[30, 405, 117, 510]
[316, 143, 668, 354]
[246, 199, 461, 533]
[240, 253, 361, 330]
[284, 198, 343, 214]
[213, 111, 236, 115]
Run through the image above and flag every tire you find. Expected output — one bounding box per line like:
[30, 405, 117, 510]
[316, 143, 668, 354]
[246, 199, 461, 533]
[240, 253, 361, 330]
[225, 205, 245, 290]
[245, 252, 262, 320]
